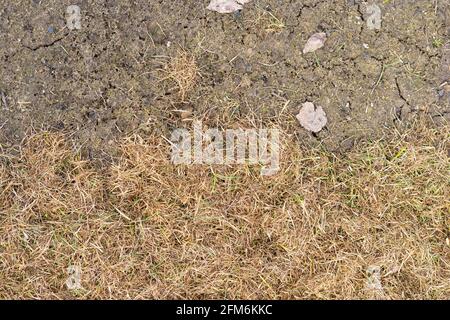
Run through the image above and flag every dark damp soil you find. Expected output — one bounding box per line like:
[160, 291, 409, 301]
[0, 0, 449, 157]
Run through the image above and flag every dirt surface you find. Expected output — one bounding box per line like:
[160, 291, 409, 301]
[0, 0, 449, 155]
[0, 0, 449, 300]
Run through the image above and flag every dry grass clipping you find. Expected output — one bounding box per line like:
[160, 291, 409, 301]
[159, 49, 199, 102]
[0, 121, 448, 299]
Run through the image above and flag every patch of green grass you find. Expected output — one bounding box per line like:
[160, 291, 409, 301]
[432, 38, 444, 48]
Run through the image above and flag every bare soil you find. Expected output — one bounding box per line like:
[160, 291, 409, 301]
[0, 0, 449, 155]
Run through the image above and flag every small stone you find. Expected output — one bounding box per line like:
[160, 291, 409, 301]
[207, 0, 243, 13]
[296, 102, 328, 133]
[303, 33, 327, 54]
[207, 0, 252, 13]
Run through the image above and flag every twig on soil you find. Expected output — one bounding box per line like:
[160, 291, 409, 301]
[0, 120, 7, 130]
[0, 91, 8, 109]
[371, 64, 385, 95]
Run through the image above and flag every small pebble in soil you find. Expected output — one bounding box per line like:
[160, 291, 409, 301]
[303, 33, 327, 54]
[207, 0, 252, 14]
[296, 102, 328, 133]
[207, 0, 243, 13]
